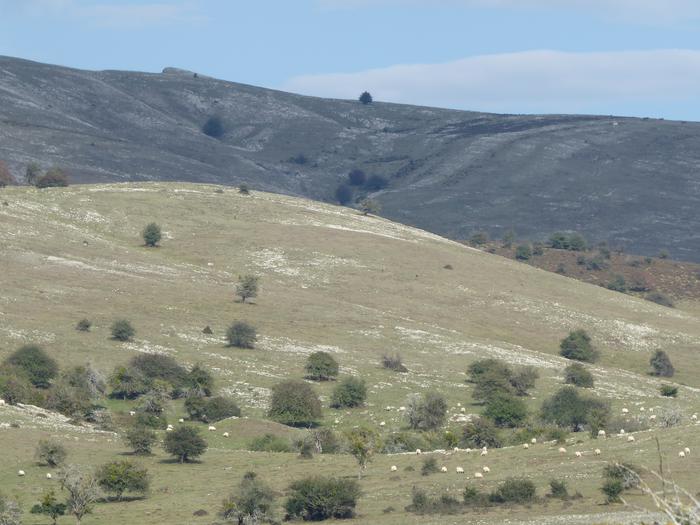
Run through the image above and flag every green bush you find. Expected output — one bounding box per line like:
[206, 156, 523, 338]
[35, 439, 67, 467]
[30, 489, 66, 523]
[249, 433, 292, 453]
[96, 460, 149, 501]
[469, 231, 489, 246]
[541, 387, 609, 432]
[347, 169, 366, 186]
[312, 428, 341, 454]
[515, 244, 532, 260]
[405, 391, 447, 430]
[35, 168, 69, 188]
[185, 364, 214, 396]
[285, 476, 361, 520]
[606, 275, 627, 292]
[45, 382, 93, 419]
[660, 384, 678, 397]
[221, 472, 275, 524]
[163, 426, 207, 463]
[646, 292, 674, 308]
[335, 184, 353, 205]
[421, 456, 439, 476]
[564, 363, 594, 388]
[186, 396, 241, 422]
[489, 478, 536, 504]
[226, 321, 257, 348]
[559, 329, 599, 363]
[4, 344, 58, 388]
[75, 319, 92, 332]
[202, 116, 225, 138]
[549, 232, 587, 251]
[108, 366, 149, 399]
[603, 463, 640, 490]
[359, 91, 373, 104]
[548, 479, 569, 499]
[330, 377, 367, 408]
[129, 353, 188, 389]
[111, 319, 135, 341]
[238, 183, 250, 195]
[381, 353, 407, 372]
[268, 380, 322, 427]
[483, 392, 528, 427]
[467, 359, 537, 402]
[0, 365, 34, 405]
[141, 223, 162, 247]
[305, 351, 339, 381]
[235, 275, 259, 303]
[463, 485, 489, 507]
[380, 432, 427, 454]
[406, 488, 461, 515]
[461, 417, 502, 448]
[365, 174, 388, 191]
[601, 479, 623, 503]
[649, 350, 674, 377]
[124, 425, 157, 455]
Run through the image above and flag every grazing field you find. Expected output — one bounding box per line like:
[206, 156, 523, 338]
[0, 182, 698, 524]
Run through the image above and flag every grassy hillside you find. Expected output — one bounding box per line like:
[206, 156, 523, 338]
[0, 183, 699, 524]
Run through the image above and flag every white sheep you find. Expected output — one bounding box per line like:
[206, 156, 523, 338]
[456, 467, 464, 474]
[575, 451, 582, 458]
[619, 429, 626, 435]
[692, 414, 698, 421]
[379, 421, 386, 427]
[649, 415, 657, 420]
[480, 449, 488, 456]
[440, 466, 448, 473]
[398, 406, 406, 412]
[622, 408, 629, 414]
[166, 427, 173, 432]
[178, 418, 185, 423]
[223, 432, 230, 438]
[454, 447, 460, 452]
[594, 449, 601, 455]
[598, 430, 606, 437]
[208, 425, 216, 431]
[17, 470, 25, 476]
[640, 407, 645, 412]
[558, 447, 567, 453]
[531, 438, 537, 444]
[523, 443, 529, 449]
[684, 447, 690, 454]
[415, 449, 422, 455]
[460, 407, 466, 413]
[474, 472, 484, 478]
[129, 410, 136, 416]
[46, 473, 52, 479]
[627, 436, 635, 442]
[679, 451, 686, 458]
[465, 448, 472, 453]
[390, 465, 398, 472]
[0, 399, 5, 406]
[482, 466, 490, 473]
[457, 402, 461, 407]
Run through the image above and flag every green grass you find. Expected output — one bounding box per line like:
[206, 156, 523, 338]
[0, 182, 699, 523]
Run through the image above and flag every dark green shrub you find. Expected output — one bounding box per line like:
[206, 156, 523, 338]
[96, 460, 149, 501]
[221, 472, 275, 524]
[601, 479, 623, 503]
[489, 478, 536, 504]
[549, 232, 586, 251]
[36, 168, 68, 188]
[4, 344, 58, 388]
[544, 426, 569, 443]
[510, 367, 539, 396]
[249, 433, 292, 453]
[235, 275, 259, 303]
[124, 425, 157, 455]
[35, 439, 67, 467]
[606, 275, 627, 292]
[381, 353, 407, 372]
[268, 380, 322, 427]
[163, 425, 207, 463]
[330, 377, 366, 408]
[405, 391, 447, 430]
[347, 169, 366, 186]
[421, 456, 439, 476]
[380, 432, 427, 454]
[532, 242, 545, 256]
[469, 231, 489, 246]
[564, 363, 594, 388]
[365, 174, 388, 191]
[649, 350, 674, 377]
[541, 386, 609, 432]
[461, 417, 502, 448]
[142, 223, 162, 247]
[406, 488, 461, 515]
[31, 489, 66, 523]
[359, 91, 373, 104]
[483, 392, 528, 427]
[129, 353, 187, 389]
[238, 183, 250, 195]
[0, 365, 34, 404]
[46, 382, 93, 419]
[463, 486, 489, 507]
[187, 396, 241, 422]
[76, 319, 92, 332]
[548, 479, 569, 499]
[305, 352, 339, 381]
[335, 184, 353, 205]
[603, 463, 640, 490]
[111, 319, 135, 341]
[646, 292, 674, 307]
[468, 359, 537, 402]
[226, 321, 257, 348]
[185, 364, 214, 396]
[202, 116, 224, 138]
[660, 384, 678, 397]
[559, 329, 599, 363]
[285, 476, 360, 520]
[108, 366, 148, 399]
[515, 244, 532, 260]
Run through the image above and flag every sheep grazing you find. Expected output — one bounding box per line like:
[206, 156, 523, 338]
[684, 447, 690, 454]
[456, 467, 464, 474]
[640, 407, 645, 412]
[129, 410, 136, 416]
[594, 449, 602, 456]
[649, 415, 657, 420]
[627, 436, 635, 442]
[17, 470, 25, 477]
[223, 432, 230, 438]
[465, 448, 472, 453]
[622, 408, 629, 414]
[558, 447, 567, 453]
[166, 427, 173, 432]
[460, 407, 466, 413]
[619, 429, 626, 435]
[474, 472, 484, 479]
[440, 466, 448, 473]
[597, 430, 606, 437]
[178, 418, 185, 423]
[0, 399, 5, 406]
[390, 465, 398, 472]
[482, 466, 490, 473]
[208, 426, 216, 431]
[480, 449, 488, 456]
[575, 451, 582, 458]
[379, 421, 386, 427]
[454, 447, 460, 452]
[692, 414, 698, 421]
[679, 451, 686, 458]
[415, 449, 422, 455]
[523, 444, 529, 449]
[457, 402, 462, 407]
[398, 406, 406, 412]
[46, 473, 52, 479]
[531, 438, 537, 444]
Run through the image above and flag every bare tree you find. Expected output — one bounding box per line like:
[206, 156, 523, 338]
[59, 465, 100, 525]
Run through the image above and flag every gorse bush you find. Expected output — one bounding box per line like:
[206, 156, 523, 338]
[142, 223, 162, 247]
[202, 116, 225, 138]
[111, 319, 135, 341]
[235, 275, 259, 303]
[381, 353, 407, 372]
[420, 456, 439, 476]
[268, 380, 322, 426]
[649, 350, 674, 377]
[305, 351, 339, 381]
[564, 363, 594, 388]
[185, 396, 240, 423]
[489, 478, 537, 504]
[4, 344, 58, 388]
[461, 417, 502, 448]
[285, 476, 361, 520]
[659, 384, 678, 397]
[249, 433, 292, 453]
[35, 439, 67, 467]
[330, 377, 367, 408]
[483, 391, 528, 427]
[548, 479, 569, 500]
[226, 321, 257, 348]
[559, 329, 599, 363]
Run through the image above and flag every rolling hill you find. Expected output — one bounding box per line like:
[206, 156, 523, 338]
[1, 55, 700, 261]
[0, 182, 699, 524]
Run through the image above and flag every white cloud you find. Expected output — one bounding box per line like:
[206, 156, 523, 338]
[282, 50, 700, 117]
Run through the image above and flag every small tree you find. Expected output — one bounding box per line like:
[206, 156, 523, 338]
[202, 115, 225, 138]
[36, 168, 69, 188]
[405, 391, 447, 430]
[108, 366, 148, 399]
[515, 244, 532, 260]
[359, 197, 380, 216]
[541, 386, 608, 432]
[285, 476, 360, 520]
[305, 351, 339, 381]
[5, 344, 58, 388]
[564, 363, 594, 388]
[359, 91, 373, 104]
[0, 161, 15, 187]
[236, 275, 259, 303]
[124, 425, 157, 455]
[25, 162, 41, 185]
[490, 478, 536, 504]
[0, 365, 34, 405]
[59, 465, 99, 525]
[483, 392, 528, 428]
[186, 363, 214, 396]
[142, 222, 162, 247]
[75, 318, 92, 332]
[31, 489, 66, 525]
[163, 425, 208, 463]
[96, 460, 149, 501]
[268, 380, 322, 427]
[649, 350, 674, 377]
[35, 438, 67, 467]
[335, 184, 353, 205]
[238, 183, 250, 195]
[502, 230, 515, 248]
[381, 353, 407, 372]
[461, 417, 502, 448]
[330, 377, 367, 408]
[111, 319, 135, 341]
[220, 472, 276, 524]
[347, 169, 366, 186]
[559, 329, 599, 363]
[601, 479, 623, 503]
[226, 321, 257, 348]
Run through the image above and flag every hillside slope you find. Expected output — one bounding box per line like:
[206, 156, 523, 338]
[1, 56, 700, 260]
[1, 183, 699, 524]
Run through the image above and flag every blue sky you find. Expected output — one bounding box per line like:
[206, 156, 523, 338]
[1, 0, 699, 120]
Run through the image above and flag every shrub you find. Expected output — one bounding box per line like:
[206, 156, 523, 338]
[0, 161, 15, 187]
[36, 168, 68, 188]
[358, 197, 380, 215]
[163, 425, 207, 463]
[311, 428, 341, 454]
[187, 396, 241, 422]
[659, 384, 678, 397]
[406, 488, 461, 514]
[489, 478, 536, 504]
[46, 382, 93, 419]
[108, 366, 149, 399]
[468, 359, 537, 401]
[607, 275, 627, 292]
[463, 486, 489, 507]
[75, 318, 92, 332]
[548, 479, 569, 500]
[549, 232, 586, 251]
[559, 329, 599, 363]
[541, 386, 609, 432]
[335, 184, 353, 205]
[4, 344, 58, 388]
[469, 231, 489, 246]
[226, 321, 257, 348]
[649, 350, 674, 377]
[305, 352, 339, 381]
[185, 363, 214, 396]
[249, 433, 292, 453]
[347, 169, 366, 186]
[564, 363, 594, 388]
[545, 426, 569, 443]
[601, 479, 623, 503]
[30, 489, 66, 524]
[35, 439, 67, 467]
[345, 426, 380, 478]
[235, 275, 259, 303]
[515, 244, 532, 260]
[289, 153, 308, 165]
[111, 319, 135, 341]
[483, 392, 528, 427]
[646, 292, 674, 307]
[461, 417, 502, 448]
[96, 460, 149, 501]
[510, 367, 539, 396]
[285, 476, 360, 520]
[359, 91, 373, 104]
[380, 431, 427, 454]
[405, 391, 447, 430]
[421, 456, 439, 476]
[603, 463, 640, 490]
[0, 365, 34, 405]
[238, 183, 250, 194]
[501, 230, 515, 248]
[268, 380, 322, 426]
[381, 353, 407, 372]
[25, 162, 41, 185]
[142, 222, 162, 247]
[365, 174, 388, 191]
[330, 377, 367, 408]
[221, 472, 275, 524]
[124, 425, 157, 455]
[294, 436, 315, 459]
[58, 464, 100, 524]
[129, 353, 188, 390]
[532, 242, 545, 256]
[202, 116, 225, 138]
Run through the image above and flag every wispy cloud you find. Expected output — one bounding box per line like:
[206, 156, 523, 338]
[283, 50, 700, 117]
[2, 0, 205, 28]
